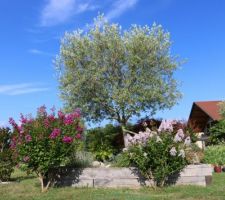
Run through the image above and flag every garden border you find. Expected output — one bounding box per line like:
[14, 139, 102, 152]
[53, 164, 213, 188]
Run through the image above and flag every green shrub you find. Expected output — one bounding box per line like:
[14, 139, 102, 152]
[203, 145, 225, 165]
[112, 153, 131, 167]
[209, 120, 225, 145]
[122, 120, 192, 187]
[185, 144, 204, 164]
[0, 127, 15, 181]
[85, 124, 122, 161]
[9, 106, 84, 192]
[126, 134, 187, 187]
[68, 151, 94, 168]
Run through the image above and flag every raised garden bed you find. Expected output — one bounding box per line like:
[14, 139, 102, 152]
[53, 164, 212, 188]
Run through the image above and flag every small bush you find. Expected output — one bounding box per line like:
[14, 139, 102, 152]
[85, 124, 122, 161]
[203, 145, 225, 165]
[185, 144, 204, 164]
[209, 120, 225, 145]
[9, 106, 84, 192]
[0, 127, 15, 181]
[68, 151, 94, 168]
[112, 153, 131, 167]
[122, 120, 192, 187]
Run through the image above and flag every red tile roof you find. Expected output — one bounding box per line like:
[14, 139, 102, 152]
[194, 101, 222, 121]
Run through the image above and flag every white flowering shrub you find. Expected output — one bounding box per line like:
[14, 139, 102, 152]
[123, 120, 190, 187]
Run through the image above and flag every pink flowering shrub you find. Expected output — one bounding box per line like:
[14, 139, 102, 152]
[123, 120, 191, 187]
[9, 106, 84, 192]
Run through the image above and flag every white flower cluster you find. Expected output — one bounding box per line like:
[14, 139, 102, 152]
[170, 128, 191, 158]
[169, 147, 185, 158]
[158, 119, 175, 132]
[124, 120, 192, 159]
[173, 128, 191, 146]
[125, 127, 158, 146]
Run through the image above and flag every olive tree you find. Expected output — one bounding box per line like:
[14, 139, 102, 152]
[56, 15, 181, 135]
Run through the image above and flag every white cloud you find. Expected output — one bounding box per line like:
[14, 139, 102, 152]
[0, 83, 50, 96]
[40, 0, 99, 26]
[106, 0, 139, 20]
[28, 49, 54, 56]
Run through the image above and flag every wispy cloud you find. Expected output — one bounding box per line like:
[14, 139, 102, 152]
[106, 0, 139, 20]
[40, 0, 99, 27]
[0, 83, 49, 96]
[28, 48, 54, 56]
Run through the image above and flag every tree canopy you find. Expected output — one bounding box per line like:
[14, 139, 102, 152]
[56, 15, 181, 126]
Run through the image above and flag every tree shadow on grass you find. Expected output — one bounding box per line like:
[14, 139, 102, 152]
[130, 167, 150, 186]
[48, 167, 84, 188]
[130, 167, 182, 187]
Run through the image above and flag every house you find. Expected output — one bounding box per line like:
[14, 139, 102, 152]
[188, 101, 222, 134]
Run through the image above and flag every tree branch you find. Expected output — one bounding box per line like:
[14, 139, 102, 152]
[122, 128, 138, 136]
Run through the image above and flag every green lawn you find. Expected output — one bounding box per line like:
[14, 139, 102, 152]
[0, 169, 225, 200]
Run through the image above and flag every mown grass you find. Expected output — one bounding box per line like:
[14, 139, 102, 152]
[0, 169, 225, 200]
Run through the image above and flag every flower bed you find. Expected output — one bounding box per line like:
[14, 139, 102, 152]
[52, 164, 212, 188]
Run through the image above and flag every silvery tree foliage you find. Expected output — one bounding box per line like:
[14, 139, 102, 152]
[56, 15, 181, 127]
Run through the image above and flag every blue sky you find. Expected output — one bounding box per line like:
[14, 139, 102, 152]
[0, 0, 225, 126]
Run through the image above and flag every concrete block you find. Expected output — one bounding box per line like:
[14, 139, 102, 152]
[54, 164, 212, 188]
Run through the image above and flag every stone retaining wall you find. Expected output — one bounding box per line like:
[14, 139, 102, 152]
[53, 164, 212, 188]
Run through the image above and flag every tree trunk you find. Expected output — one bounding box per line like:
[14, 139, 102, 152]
[121, 125, 127, 147]
[121, 123, 138, 148]
[38, 173, 51, 192]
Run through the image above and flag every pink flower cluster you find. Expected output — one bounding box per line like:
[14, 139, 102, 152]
[76, 125, 83, 133]
[58, 110, 65, 119]
[37, 105, 47, 116]
[48, 115, 55, 122]
[9, 117, 17, 128]
[63, 109, 81, 125]
[63, 114, 74, 125]
[62, 136, 73, 143]
[49, 128, 61, 139]
[44, 118, 50, 128]
[75, 133, 81, 139]
[9, 117, 23, 133]
[20, 114, 33, 125]
[25, 134, 32, 142]
[9, 106, 84, 154]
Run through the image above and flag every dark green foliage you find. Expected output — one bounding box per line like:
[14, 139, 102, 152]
[0, 127, 15, 181]
[85, 124, 122, 161]
[209, 120, 225, 144]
